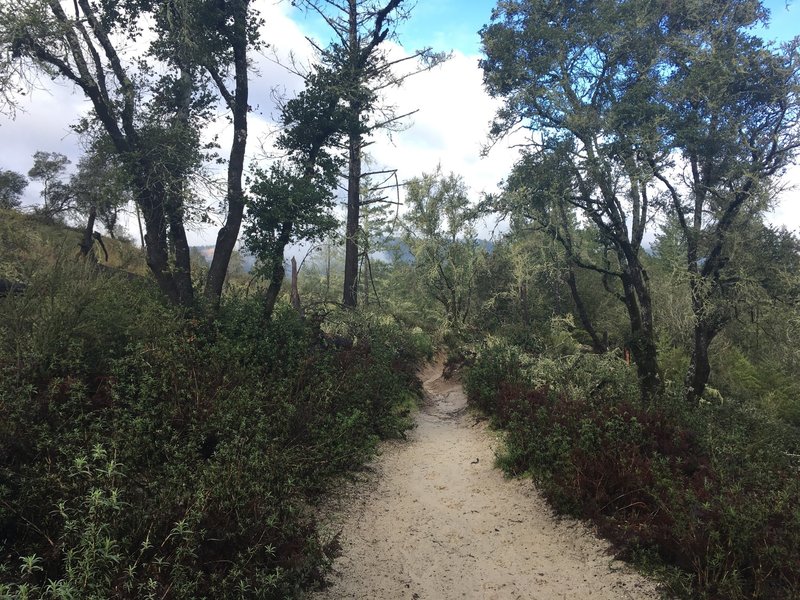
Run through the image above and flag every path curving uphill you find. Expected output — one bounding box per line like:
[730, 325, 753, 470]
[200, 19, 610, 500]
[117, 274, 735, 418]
[311, 359, 662, 600]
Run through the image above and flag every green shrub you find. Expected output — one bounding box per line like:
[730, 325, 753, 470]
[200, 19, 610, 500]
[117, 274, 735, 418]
[1, 263, 424, 598]
[709, 345, 800, 426]
[466, 344, 800, 600]
[463, 338, 533, 418]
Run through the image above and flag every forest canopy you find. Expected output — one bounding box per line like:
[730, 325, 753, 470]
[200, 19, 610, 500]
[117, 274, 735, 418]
[1, 0, 800, 598]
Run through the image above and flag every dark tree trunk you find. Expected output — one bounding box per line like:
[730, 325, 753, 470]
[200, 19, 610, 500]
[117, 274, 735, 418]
[342, 2, 362, 309]
[617, 249, 661, 403]
[168, 202, 194, 306]
[362, 254, 369, 306]
[79, 205, 98, 260]
[632, 329, 661, 403]
[685, 323, 715, 406]
[290, 256, 303, 316]
[263, 221, 293, 321]
[137, 183, 183, 305]
[204, 2, 249, 306]
[565, 268, 606, 353]
[263, 261, 285, 321]
[343, 131, 361, 308]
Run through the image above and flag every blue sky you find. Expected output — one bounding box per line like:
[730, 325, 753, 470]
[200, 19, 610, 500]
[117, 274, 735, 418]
[281, 0, 800, 239]
[290, 0, 798, 58]
[759, 0, 799, 42]
[288, 0, 494, 56]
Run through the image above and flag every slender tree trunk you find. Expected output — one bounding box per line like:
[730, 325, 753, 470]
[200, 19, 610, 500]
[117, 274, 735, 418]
[342, 2, 361, 308]
[685, 322, 715, 406]
[79, 206, 98, 260]
[263, 222, 293, 320]
[205, 0, 250, 307]
[565, 268, 606, 353]
[135, 201, 145, 249]
[263, 261, 286, 321]
[619, 259, 661, 402]
[168, 203, 194, 305]
[290, 256, 303, 315]
[362, 254, 369, 306]
[136, 181, 183, 305]
[160, 66, 195, 306]
[343, 130, 361, 307]
[680, 181, 749, 405]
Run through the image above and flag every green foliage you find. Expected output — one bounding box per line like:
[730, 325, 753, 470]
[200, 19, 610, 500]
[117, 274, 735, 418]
[0, 257, 426, 597]
[243, 162, 338, 276]
[0, 210, 38, 280]
[27, 151, 73, 220]
[402, 167, 487, 329]
[463, 338, 534, 416]
[0, 210, 148, 283]
[466, 342, 800, 599]
[0, 170, 26, 210]
[70, 135, 134, 238]
[482, 0, 800, 403]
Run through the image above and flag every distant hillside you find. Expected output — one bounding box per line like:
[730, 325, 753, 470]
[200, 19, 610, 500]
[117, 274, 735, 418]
[188, 238, 495, 275]
[0, 209, 148, 281]
[376, 237, 495, 264]
[192, 245, 257, 273]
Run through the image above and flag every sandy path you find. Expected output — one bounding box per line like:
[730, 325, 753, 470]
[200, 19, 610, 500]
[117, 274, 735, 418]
[311, 360, 662, 600]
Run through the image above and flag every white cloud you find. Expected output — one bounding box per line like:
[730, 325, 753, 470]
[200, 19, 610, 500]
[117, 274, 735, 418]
[0, 86, 91, 205]
[768, 166, 800, 234]
[368, 49, 524, 200]
[3, 3, 798, 248]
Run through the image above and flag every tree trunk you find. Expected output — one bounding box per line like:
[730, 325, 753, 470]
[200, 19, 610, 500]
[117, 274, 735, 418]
[619, 261, 661, 402]
[79, 206, 98, 260]
[342, 2, 361, 309]
[343, 130, 361, 307]
[290, 256, 303, 316]
[263, 261, 285, 321]
[685, 323, 715, 406]
[137, 183, 183, 305]
[205, 124, 247, 305]
[135, 201, 145, 249]
[362, 256, 369, 306]
[263, 221, 294, 320]
[565, 268, 606, 353]
[204, 0, 250, 307]
[168, 202, 194, 306]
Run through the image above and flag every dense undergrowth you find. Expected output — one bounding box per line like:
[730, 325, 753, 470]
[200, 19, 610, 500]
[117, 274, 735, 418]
[464, 334, 800, 599]
[0, 256, 430, 598]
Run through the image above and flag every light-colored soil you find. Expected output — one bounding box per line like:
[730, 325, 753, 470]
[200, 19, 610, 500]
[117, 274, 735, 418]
[311, 359, 662, 600]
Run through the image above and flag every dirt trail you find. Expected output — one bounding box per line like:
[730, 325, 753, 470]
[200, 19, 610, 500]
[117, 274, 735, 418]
[311, 359, 661, 600]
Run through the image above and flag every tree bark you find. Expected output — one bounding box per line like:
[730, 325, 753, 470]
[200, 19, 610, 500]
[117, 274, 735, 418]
[263, 221, 294, 321]
[79, 205, 98, 260]
[343, 130, 361, 307]
[565, 268, 606, 353]
[168, 201, 194, 306]
[204, 1, 249, 306]
[685, 323, 715, 406]
[290, 256, 303, 315]
[620, 256, 661, 402]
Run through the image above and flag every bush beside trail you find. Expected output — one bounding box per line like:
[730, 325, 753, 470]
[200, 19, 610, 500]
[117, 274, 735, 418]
[464, 338, 800, 600]
[0, 261, 430, 599]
